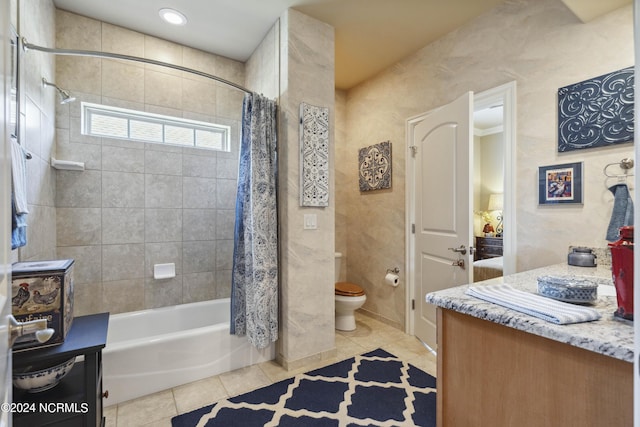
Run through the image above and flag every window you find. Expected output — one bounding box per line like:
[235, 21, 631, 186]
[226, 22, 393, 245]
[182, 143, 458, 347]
[81, 102, 230, 152]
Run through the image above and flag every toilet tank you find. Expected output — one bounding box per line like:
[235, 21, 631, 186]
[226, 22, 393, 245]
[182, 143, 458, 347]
[335, 252, 342, 283]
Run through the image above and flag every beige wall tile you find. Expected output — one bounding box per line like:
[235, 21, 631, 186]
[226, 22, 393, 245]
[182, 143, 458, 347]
[102, 208, 145, 244]
[182, 46, 218, 84]
[102, 59, 145, 103]
[102, 279, 144, 313]
[144, 36, 183, 76]
[56, 56, 102, 95]
[73, 282, 104, 316]
[183, 209, 216, 241]
[145, 150, 182, 175]
[102, 144, 145, 173]
[182, 241, 215, 274]
[183, 177, 216, 209]
[102, 22, 144, 58]
[182, 79, 217, 115]
[56, 245, 102, 284]
[183, 272, 216, 303]
[102, 171, 145, 208]
[56, 207, 102, 246]
[56, 9, 101, 50]
[102, 244, 144, 281]
[144, 70, 183, 109]
[144, 209, 182, 242]
[144, 174, 182, 208]
[55, 170, 102, 207]
[144, 276, 183, 308]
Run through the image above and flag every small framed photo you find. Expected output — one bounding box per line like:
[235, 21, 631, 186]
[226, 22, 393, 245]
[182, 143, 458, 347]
[538, 162, 583, 205]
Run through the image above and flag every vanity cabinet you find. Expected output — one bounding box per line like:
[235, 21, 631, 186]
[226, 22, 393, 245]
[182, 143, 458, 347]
[474, 236, 502, 260]
[436, 308, 632, 426]
[13, 313, 109, 427]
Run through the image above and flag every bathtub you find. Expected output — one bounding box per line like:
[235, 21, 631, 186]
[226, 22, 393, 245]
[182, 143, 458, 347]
[102, 298, 275, 405]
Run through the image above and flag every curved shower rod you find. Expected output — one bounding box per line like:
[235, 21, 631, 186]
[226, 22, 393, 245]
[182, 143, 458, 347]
[22, 38, 253, 95]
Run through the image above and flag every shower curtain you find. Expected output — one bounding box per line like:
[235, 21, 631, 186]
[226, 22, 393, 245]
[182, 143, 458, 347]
[231, 92, 278, 349]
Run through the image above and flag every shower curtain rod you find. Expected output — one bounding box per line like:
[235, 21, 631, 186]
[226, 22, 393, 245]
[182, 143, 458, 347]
[22, 38, 253, 95]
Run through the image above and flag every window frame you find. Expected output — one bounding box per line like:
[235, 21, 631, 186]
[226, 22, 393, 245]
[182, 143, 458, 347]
[81, 102, 231, 152]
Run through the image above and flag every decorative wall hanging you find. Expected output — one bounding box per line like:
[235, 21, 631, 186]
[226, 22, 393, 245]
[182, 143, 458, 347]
[538, 162, 583, 205]
[300, 102, 329, 207]
[557, 66, 634, 152]
[359, 141, 392, 192]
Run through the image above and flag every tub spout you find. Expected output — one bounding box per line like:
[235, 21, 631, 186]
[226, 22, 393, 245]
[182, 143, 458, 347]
[8, 315, 55, 348]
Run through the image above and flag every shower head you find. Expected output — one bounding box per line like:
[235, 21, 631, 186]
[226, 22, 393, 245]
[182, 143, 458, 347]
[42, 77, 76, 104]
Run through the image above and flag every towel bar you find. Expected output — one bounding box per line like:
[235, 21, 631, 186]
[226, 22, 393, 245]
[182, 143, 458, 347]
[603, 157, 634, 178]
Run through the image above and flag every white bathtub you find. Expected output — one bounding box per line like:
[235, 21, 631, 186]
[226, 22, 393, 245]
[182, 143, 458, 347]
[102, 298, 275, 405]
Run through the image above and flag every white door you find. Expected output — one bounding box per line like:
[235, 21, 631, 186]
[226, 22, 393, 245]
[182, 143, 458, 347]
[0, 5, 14, 425]
[408, 92, 473, 348]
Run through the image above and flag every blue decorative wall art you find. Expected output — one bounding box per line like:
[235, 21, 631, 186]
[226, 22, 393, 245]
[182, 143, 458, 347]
[359, 141, 392, 192]
[300, 102, 330, 207]
[557, 66, 634, 152]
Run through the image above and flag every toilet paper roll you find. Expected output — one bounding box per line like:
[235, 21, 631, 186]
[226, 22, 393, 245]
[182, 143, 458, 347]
[385, 273, 399, 287]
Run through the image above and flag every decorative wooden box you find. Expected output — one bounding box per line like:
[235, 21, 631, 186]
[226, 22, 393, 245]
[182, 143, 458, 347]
[11, 259, 75, 351]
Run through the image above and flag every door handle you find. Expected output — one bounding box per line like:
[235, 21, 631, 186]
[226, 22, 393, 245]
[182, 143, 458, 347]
[452, 259, 465, 269]
[448, 245, 467, 255]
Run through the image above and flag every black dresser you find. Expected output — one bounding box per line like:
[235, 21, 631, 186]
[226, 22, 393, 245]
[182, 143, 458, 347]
[474, 236, 503, 261]
[13, 313, 109, 427]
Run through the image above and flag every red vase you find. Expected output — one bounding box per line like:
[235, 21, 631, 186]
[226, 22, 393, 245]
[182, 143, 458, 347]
[608, 225, 634, 320]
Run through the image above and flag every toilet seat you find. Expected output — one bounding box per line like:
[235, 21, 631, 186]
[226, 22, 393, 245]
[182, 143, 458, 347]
[335, 282, 365, 297]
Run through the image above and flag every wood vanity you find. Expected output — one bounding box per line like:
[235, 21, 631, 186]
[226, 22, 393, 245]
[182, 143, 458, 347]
[427, 264, 633, 427]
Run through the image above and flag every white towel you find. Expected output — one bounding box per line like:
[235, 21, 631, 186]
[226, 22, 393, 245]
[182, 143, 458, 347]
[10, 136, 29, 214]
[465, 284, 601, 324]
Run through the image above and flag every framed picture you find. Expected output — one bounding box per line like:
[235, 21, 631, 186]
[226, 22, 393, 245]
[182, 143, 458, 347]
[538, 162, 583, 205]
[358, 141, 392, 192]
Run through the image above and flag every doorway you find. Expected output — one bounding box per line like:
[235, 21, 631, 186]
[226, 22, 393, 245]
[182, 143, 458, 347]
[406, 81, 516, 348]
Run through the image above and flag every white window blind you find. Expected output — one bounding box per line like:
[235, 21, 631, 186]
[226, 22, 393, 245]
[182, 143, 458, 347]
[81, 102, 230, 152]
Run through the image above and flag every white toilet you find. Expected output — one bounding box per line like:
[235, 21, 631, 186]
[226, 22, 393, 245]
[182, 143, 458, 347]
[334, 252, 366, 331]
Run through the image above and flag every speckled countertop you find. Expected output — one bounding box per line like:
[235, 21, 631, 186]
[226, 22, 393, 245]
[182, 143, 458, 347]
[426, 263, 633, 363]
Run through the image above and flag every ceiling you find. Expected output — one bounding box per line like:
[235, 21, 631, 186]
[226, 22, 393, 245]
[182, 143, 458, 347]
[52, 0, 631, 90]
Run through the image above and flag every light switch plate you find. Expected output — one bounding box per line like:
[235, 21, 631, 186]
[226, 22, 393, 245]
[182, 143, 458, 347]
[304, 214, 317, 230]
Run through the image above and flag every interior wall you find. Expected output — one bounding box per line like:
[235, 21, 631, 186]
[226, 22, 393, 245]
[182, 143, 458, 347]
[53, 10, 246, 315]
[479, 132, 504, 210]
[12, 0, 57, 264]
[342, 0, 633, 328]
[276, 9, 336, 370]
[335, 89, 348, 282]
[473, 132, 505, 236]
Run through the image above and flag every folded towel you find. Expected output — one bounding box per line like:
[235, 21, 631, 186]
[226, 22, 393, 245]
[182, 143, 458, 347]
[606, 183, 633, 241]
[11, 195, 27, 250]
[465, 284, 601, 324]
[10, 136, 29, 214]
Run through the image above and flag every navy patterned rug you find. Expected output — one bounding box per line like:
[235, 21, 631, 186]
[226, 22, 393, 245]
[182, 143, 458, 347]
[171, 348, 436, 427]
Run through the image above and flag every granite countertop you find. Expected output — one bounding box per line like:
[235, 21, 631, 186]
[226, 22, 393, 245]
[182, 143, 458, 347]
[426, 263, 633, 363]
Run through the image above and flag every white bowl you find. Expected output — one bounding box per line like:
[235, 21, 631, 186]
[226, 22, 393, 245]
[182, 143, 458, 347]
[13, 357, 75, 393]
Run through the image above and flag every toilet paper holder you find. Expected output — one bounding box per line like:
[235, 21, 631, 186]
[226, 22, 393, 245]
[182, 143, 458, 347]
[386, 267, 400, 274]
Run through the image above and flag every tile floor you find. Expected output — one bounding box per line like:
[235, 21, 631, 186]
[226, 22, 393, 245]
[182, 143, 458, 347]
[104, 312, 437, 427]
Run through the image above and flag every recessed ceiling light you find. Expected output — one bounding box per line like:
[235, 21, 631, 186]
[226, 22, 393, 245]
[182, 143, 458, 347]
[159, 8, 187, 26]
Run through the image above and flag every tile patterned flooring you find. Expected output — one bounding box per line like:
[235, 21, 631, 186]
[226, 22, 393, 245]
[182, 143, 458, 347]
[104, 312, 437, 427]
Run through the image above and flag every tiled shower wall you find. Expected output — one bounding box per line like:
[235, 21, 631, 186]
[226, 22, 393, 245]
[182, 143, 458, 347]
[53, 10, 246, 315]
[11, 0, 57, 264]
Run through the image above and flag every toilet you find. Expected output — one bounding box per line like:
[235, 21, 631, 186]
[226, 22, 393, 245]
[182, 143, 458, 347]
[334, 252, 366, 331]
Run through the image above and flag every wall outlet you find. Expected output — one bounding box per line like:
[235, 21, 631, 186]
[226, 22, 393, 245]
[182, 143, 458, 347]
[304, 214, 317, 230]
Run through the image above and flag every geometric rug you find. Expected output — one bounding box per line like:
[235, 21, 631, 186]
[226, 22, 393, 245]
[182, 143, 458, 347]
[171, 348, 436, 427]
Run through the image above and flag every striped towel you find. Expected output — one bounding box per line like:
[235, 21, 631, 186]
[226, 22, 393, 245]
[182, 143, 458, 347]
[465, 284, 601, 325]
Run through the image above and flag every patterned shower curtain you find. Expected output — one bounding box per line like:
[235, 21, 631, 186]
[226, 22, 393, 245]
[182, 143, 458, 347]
[231, 92, 278, 349]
